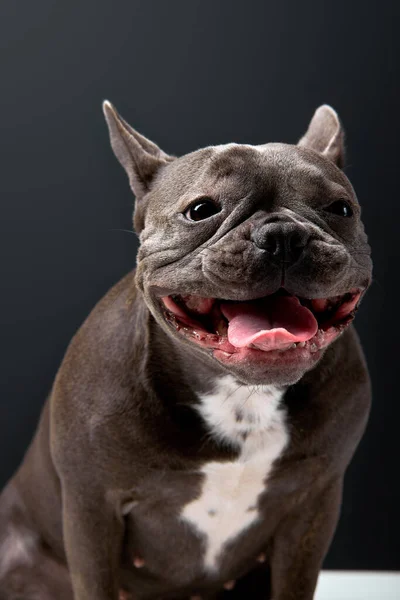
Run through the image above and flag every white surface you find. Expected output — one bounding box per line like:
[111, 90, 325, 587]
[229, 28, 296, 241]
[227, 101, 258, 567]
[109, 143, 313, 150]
[315, 571, 400, 599]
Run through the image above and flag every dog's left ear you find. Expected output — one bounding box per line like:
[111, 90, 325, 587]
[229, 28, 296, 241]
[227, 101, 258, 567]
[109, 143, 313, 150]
[103, 101, 174, 200]
[298, 105, 345, 167]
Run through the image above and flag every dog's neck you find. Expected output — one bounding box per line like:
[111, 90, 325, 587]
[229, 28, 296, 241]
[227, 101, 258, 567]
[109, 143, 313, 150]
[194, 375, 287, 452]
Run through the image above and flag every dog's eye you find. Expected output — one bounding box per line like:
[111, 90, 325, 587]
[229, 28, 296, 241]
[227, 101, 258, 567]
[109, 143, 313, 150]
[325, 200, 353, 218]
[185, 199, 220, 221]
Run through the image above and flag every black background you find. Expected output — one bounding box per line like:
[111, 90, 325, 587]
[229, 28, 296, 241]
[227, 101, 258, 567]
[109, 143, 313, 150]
[0, 0, 399, 570]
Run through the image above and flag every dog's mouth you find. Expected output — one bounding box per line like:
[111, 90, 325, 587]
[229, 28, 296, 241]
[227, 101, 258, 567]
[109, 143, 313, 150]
[160, 289, 361, 358]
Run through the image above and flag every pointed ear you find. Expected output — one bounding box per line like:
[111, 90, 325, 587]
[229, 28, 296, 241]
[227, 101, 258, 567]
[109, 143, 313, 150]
[102, 101, 174, 199]
[298, 105, 345, 167]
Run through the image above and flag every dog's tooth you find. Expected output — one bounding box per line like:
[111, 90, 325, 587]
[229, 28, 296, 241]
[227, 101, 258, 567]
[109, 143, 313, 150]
[284, 343, 296, 350]
[192, 331, 203, 340]
[277, 343, 295, 352]
[298, 341, 306, 348]
[310, 343, 318, 353]
[216, 320, 228, 335]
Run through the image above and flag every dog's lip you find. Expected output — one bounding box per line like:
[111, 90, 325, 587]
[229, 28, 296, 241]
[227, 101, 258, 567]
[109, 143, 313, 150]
[153, 284, 364, 304]
[159, 288, 362, 359]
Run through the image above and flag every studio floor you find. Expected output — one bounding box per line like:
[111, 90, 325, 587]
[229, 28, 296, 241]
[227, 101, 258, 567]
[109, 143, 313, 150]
[315, 571, 400, 599]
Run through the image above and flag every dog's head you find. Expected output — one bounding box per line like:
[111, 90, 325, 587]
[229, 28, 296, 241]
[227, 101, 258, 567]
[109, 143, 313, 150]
[103, 102, 372, 385]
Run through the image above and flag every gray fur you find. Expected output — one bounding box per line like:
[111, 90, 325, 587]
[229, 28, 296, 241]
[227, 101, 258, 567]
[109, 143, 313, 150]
[0, 103, 372, 600]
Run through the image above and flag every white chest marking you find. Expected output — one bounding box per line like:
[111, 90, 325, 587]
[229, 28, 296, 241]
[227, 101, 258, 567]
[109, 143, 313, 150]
[180, 376, 289, 571]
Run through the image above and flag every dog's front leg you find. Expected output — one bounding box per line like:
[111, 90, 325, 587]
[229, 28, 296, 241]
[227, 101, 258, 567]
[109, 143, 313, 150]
[269, 478, 342, 600]
[62, 486, 124, 600]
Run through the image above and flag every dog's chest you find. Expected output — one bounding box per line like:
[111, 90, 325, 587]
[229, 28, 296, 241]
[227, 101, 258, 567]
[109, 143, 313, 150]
[180, 376, 289, 571]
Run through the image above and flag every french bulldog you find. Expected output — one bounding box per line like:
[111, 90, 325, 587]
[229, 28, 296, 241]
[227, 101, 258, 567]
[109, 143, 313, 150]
[0, 103, 372, 600]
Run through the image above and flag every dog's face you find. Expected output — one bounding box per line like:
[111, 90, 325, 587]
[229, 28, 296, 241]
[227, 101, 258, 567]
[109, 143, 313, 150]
[104, 102, 372, 385]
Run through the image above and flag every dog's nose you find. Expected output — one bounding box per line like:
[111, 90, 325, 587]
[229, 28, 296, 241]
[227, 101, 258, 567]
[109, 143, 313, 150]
[251, 221, 310, 265]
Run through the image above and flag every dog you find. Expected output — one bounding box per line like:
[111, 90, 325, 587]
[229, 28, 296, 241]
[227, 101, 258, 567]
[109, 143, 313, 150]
[0, 102, 372, 600]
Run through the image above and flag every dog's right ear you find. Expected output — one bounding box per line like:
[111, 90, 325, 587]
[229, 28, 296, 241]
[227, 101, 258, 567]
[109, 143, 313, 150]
[103, 101, 174, 200]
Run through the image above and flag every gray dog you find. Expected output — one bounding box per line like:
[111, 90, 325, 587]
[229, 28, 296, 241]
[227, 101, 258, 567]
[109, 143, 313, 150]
[0, 103, 372, 600]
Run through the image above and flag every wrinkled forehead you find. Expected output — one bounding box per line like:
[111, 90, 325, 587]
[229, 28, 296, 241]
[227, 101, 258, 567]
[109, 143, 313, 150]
[159, 142, 353, 203]
[208, 142, 352, 197]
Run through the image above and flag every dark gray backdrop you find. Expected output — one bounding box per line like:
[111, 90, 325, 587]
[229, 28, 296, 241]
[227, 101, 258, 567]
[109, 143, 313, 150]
[0, 0, 398, 570]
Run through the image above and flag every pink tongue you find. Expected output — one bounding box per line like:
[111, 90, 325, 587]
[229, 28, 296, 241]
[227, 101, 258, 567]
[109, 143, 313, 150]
[220, 296, 318, 351]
